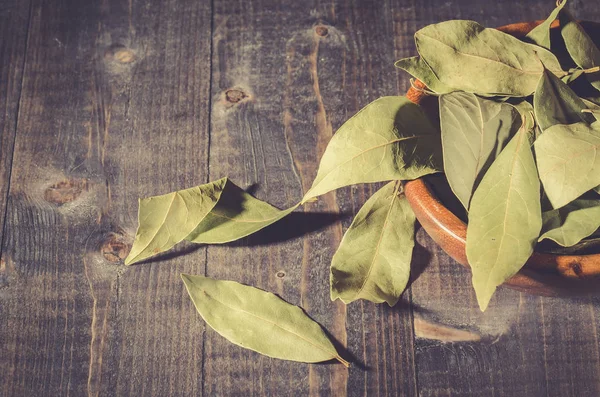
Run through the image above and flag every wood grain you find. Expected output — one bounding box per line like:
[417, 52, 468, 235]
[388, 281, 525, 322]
[0, 0, 212, 395]
[0, 0, 31, 278]
[1, 0, 600, 396]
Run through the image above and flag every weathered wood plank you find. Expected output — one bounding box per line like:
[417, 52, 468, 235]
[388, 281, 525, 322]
[0, 0, 213, 396]
[405, 3, 600, 396]
[0, 0, 30, 282]
[204, 0, 417, 395]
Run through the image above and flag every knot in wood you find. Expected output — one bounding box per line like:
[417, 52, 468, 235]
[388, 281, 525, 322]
[225, 89, 247, 103]
[315, 25, 329, 37]
[276, 271, 286, 279]
[114, 48, 136, 63]
[44, 179, 87, 205]
[101, 234, 130, 263]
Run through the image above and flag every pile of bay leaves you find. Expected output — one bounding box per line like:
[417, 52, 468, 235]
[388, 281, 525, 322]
[125, 0, 600, 365]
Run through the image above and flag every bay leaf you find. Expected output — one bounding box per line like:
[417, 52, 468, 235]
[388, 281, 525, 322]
[524, 0, 568, 50]
[560, 9, 600, 92]
[466, 126, 542, 311]
[539, 198, 600, 246]
[440, 92, 521, 210]
[415, 20, 566, 97]
[125, 178, 228, 265]
[533, 69, 596, 131]
[330, 181, 415, 306]
[535, 122, 600, 209]
[302, 96, 441, 202]
[186, 180, 298, 244]
[394, 56, 455, 94]
[181, 274, 349, 366]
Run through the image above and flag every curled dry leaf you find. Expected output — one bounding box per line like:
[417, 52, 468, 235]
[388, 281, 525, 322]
[126, 178, 297, 265]
[539, 198, 600, 247]
[182, 274, 349, 366]
[330, 181, 415, 306]
[560, 9, 600, 92]
[125, 178, 228, 265]
[439, 92, 521, 210]
[534, 69, 596, 132]
[525, 0, 568, 50]
[185, 181, 298, 244]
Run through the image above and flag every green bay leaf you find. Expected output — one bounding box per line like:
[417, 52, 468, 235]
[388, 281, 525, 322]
[302, 96, 441, 202]
[440, 92, 521, 210]
[534, 69, 596, 131]
[535, 122, 600, 209]
[524, 0, 568, 50]
[125, 178, 228, 265]
[186, 180, 298, 244]
[330, 181, 415, 306]
[560, 9, 600, 92]
[415, 20, 565, 97]
[466, 127, 542, 311]
[539, 198, 600, 247]
[394, 56, 455, 94]
[182, 274, 349, 366]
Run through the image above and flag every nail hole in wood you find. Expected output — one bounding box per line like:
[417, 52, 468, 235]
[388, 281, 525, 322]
[276, 271, 286, 279]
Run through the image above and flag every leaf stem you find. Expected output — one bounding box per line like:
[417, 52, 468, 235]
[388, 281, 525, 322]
[335, 355, 351, 367]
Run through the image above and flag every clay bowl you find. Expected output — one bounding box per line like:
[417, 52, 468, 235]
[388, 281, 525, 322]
[404, 20, 600, 296]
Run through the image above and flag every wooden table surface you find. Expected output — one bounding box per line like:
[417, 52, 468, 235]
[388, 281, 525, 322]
[2, 0, 600, 396]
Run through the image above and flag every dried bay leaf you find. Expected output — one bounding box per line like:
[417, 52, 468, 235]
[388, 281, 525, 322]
[525, 0, 568, 50]
[535, 122, 600, 209]
[302, 96, 441, 202]
[440, 92, 521, 210]
[539, 198, 600, 247]
[125, 178, 228, 265]
[181, 274, 349, 366]
[330, 181, 415, 306]
[415, 20, 565, 97]
[560, 9, 600, 92]
[395, 56, 455, 94]
[186, 180, 298, 244]
[534, 69, 596, 131]
[127, 178, 297, 265]
[466, 126, 542, 311]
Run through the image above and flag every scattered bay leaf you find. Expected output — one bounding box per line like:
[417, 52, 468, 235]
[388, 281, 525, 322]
[466, 126, 542, 311]
[415, 20, 565, 97]
[394, 56, 455, 94]
[181, 274, 349, 366]
[440, 92, 521, 210]
[525, 0, 567, 50]
[330, 181, 415, 306]
[535, 122, 600, 209]
[186, 180, 298, 244]
[560, 9, 600, 92]
[125, 178, 228, 265]
[539, 198, 600, 246]
[302, 96, 441, 202]
[533, 69, 596, 131]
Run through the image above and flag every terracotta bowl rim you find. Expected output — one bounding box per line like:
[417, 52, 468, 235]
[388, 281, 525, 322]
[402, 20, 600, 295]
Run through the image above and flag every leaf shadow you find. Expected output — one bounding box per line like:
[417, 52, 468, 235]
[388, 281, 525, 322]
[406, 236, 431, 290]
[129, 242, 205, 266]
[224, 211, 350, 247]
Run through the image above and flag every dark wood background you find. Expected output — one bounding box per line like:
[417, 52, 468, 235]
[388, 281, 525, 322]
[1, 0, 600, 395]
